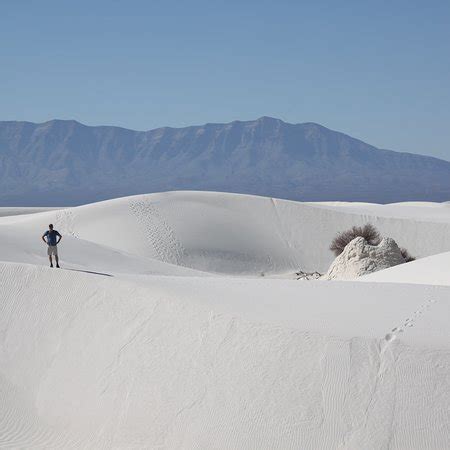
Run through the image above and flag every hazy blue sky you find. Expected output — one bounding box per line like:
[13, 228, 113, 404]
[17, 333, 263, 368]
[1, 0, 449, 159]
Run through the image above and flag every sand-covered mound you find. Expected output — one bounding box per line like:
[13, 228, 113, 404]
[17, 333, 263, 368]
[324, 236, 406, 280]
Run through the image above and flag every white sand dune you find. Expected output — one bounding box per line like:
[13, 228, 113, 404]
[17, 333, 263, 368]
[1, 263, 449, 449]
[312, 200, 450, 223]
[1, 191, 449, 275]
[0, 191, 449, 449]
[360, 251, 450, 286]
[0, 207, 58, 217]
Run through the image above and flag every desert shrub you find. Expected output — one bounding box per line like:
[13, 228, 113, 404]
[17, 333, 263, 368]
[330, 223, 381, 256]
[400, 247, 415, 262]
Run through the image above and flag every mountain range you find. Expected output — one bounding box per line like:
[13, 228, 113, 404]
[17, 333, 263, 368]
[1, 116, 449, 205]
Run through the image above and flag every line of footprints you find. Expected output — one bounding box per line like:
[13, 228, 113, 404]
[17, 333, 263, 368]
[385, 298, 436, 343]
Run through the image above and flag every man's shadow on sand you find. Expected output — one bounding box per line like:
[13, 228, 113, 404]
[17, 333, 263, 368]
[65, 268, 113, 277]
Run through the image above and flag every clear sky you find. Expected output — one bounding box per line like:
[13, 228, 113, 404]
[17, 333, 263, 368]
[1, 0, 449, 160]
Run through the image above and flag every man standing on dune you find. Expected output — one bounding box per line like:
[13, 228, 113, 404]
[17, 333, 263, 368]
[42, 224, 62, 268]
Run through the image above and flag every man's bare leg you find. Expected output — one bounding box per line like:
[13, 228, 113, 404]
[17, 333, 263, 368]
[49, 255, 53, 267]
[55, 254, 60, 268]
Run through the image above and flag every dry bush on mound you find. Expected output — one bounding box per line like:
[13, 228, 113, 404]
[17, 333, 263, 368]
[330, 223, 381, 256]
[330, 224, 416, 262]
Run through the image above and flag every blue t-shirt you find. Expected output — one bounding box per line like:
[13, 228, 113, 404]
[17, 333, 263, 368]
[44, 229, 61, 246]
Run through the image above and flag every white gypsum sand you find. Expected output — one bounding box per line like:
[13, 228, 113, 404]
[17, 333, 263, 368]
[1, 191, 449, 275]
[359, 251, 450, 286]
[0, 191, 449, 449]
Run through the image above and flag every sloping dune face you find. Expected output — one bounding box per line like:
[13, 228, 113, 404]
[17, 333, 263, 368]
[1, 191, 450, 275]
[359, 251, 450, 286]
[1, 262, 449, 449]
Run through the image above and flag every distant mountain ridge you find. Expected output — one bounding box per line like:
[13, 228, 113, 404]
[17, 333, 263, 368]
[0, 116, 449, 205]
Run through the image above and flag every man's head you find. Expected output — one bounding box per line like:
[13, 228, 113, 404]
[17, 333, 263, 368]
[49, 224, 54, 230]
